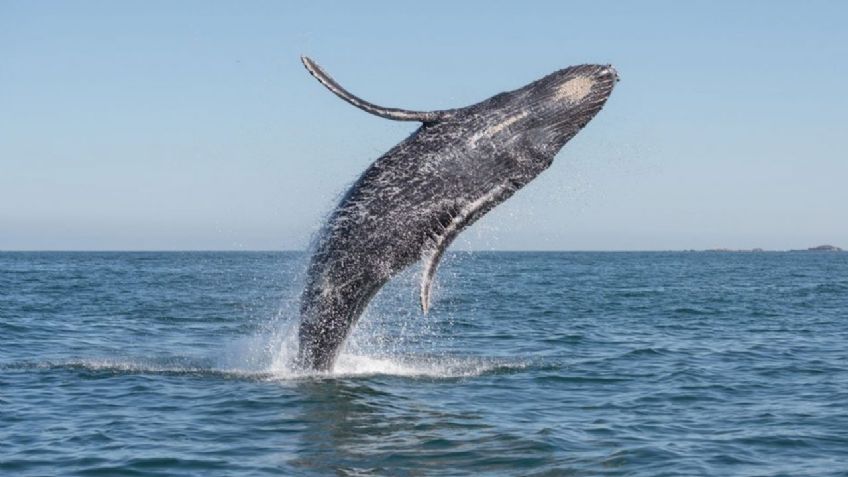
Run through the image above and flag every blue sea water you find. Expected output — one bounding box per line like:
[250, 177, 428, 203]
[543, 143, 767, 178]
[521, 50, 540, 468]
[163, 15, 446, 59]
[1, 251, 847, 476]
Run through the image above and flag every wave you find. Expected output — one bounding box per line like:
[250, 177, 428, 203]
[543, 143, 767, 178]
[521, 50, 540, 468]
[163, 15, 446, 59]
[3, 355, 524, 381]
[3, 352, 527, 382]
[3, 308, 530, 381]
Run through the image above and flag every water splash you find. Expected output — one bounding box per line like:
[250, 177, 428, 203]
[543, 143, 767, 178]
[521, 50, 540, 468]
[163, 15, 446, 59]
[220, 313, 525, 380]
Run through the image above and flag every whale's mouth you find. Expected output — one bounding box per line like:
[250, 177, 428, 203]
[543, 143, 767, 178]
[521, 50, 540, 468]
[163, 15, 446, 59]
[419, 180, 520, 313]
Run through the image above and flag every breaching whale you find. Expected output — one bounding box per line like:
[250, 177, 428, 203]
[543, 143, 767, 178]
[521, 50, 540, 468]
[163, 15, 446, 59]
[296, 56, 618, 370]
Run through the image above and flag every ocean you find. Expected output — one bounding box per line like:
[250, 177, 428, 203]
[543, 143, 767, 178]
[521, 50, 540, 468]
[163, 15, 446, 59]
[1, 251, 847, 476]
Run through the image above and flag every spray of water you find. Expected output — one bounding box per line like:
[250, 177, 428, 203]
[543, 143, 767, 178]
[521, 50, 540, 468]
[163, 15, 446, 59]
[219, 271, 522, 380]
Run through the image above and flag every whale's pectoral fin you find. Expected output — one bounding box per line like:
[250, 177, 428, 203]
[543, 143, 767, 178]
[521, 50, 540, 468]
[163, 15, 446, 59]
[419, 182, 519, 314]
[301, 56, 455, 123]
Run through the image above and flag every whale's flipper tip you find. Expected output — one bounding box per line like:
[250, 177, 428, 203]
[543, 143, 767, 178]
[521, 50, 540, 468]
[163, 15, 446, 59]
[300, 55, 316, 71]
[420, 288, 431, 315]
[420, 255, 439, 315]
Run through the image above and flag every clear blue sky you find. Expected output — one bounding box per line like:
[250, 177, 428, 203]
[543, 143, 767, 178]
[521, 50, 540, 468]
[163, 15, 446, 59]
[2, 1, 846, 250]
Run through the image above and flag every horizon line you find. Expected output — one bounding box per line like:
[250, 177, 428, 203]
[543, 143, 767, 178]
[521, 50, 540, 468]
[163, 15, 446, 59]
[0, 248, 843, 253]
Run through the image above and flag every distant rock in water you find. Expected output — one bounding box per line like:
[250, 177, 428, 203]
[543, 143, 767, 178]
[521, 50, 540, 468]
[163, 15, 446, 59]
[805, 245, 843, 252]
[703, 245, 843, 253]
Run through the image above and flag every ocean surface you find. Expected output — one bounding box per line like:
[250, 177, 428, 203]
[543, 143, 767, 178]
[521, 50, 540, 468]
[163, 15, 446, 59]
[1, 251, 847, 476]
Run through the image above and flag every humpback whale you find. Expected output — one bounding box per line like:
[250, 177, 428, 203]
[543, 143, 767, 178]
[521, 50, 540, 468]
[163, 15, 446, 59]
[296, 56, 618, 370]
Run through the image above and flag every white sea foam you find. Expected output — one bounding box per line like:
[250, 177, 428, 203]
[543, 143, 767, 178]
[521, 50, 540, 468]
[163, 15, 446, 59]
[221, 318, 522, 380]
[32, 350, 518, 382]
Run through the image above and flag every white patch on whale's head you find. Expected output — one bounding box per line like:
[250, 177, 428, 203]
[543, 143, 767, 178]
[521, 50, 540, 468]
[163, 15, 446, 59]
[517, 65, 617, 153]
[554, 76, 594, 104]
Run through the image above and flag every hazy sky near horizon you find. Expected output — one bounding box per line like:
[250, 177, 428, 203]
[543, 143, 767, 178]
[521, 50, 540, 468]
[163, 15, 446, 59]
[2, 1, 846, 250]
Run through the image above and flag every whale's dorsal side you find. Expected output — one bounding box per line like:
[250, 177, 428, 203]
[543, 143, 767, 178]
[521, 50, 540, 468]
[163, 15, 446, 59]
[301, 56, 456, 123]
